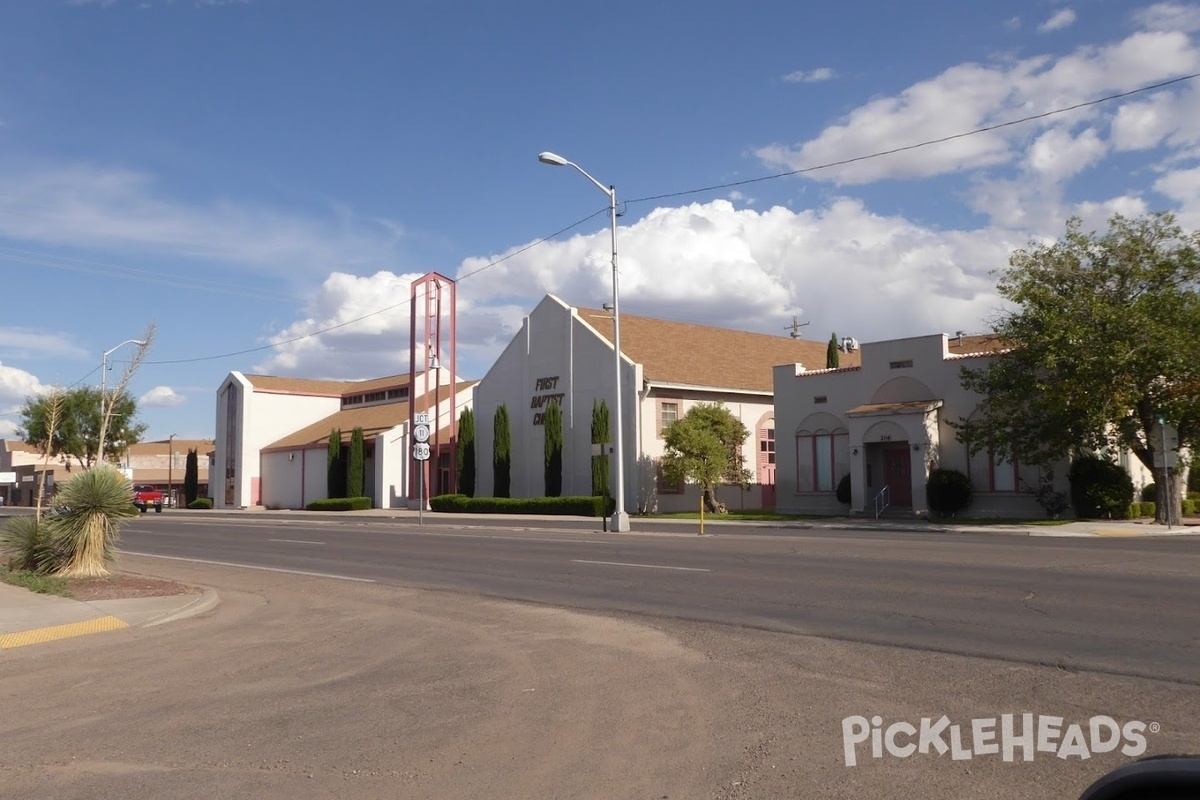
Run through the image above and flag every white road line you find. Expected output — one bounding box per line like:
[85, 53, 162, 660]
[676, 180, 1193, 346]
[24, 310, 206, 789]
[120, 552, 375, 582]
[571, 559, 711, 572]
[268, 539, 326, 545]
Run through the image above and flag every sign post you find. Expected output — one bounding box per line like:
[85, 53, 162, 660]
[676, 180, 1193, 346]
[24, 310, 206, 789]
[413, 413, 431, 524]
[1156, 415, 1173, 530]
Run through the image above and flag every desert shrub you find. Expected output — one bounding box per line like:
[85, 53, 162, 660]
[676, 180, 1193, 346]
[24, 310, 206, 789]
[1069, 455, 1134, 520]
[926, 468, 973, 516]
[187, 497, 214, 509]
[306, 497, 372, 511]
[0, 516, 52, 572]
[43, 465, 138, 577]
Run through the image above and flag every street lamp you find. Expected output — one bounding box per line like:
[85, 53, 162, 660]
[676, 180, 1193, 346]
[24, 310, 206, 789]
[168, 433, 177, 510]
[538, 151, 630, 532]
[97, 338, 147, 463]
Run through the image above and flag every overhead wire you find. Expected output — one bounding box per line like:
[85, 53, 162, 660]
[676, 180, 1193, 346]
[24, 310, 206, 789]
[12, 71, 1199, 369]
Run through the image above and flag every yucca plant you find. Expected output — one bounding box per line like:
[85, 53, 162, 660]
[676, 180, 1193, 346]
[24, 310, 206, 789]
[45, 465, 138, 577]
[0, 516, 53, 573]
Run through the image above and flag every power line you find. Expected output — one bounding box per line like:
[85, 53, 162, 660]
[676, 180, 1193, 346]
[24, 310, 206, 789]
[144, 207, 610, 366]
[18, 73, 1199, 371]
[626, 71, 1200, 205]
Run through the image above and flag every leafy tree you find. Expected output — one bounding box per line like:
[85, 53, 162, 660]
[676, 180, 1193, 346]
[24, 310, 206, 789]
[19, 386, 147, 469]
[591, 400, 610, 498]
[956, 213, 1200, 525]
[543, 401, 563, 497]
[826, 332, 840, 369]
[661, 402, 751, 513]
[326, 428, 345, 499]
[347, 427, 365, 498]
[183, 448, 199, 505]
[457, 408, 476, 497]
[493, 405, 511, 498]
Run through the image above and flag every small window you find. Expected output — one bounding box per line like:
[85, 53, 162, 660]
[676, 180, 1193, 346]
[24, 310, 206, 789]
[656, 461, 684, 494]
[658, 401, 679, 437]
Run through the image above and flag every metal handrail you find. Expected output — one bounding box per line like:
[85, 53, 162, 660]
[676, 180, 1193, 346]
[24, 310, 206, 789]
[874, 485, 890, 519]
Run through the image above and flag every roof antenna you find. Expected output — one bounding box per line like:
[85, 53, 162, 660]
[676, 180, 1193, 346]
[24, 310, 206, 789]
[784, 316, 810, 339]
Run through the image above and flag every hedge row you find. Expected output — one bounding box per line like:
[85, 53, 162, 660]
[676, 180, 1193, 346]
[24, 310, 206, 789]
[187, 498, 213, 509]
[305, 497, 372, 511]
[1129, 499, 1199, 519]
[429, 494, 616, 517]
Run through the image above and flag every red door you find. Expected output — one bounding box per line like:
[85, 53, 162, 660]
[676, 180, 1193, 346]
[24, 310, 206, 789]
[884, 447, 912, 506]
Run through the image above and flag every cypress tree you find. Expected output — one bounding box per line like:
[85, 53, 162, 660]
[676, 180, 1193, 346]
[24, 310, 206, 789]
[347, 427, 365, 498]
[327, 428, 344, 498]
[493, 405, 511, 498]
[183, 448, 199, 505]
[827, 332, 840, 369]
[457, 408, 476, 497]
[591, 399, 610, 497]
[543, 400, 563, 497]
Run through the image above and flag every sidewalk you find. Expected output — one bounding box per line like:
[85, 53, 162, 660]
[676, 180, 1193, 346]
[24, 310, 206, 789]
[148, 506, 1200, 537]
[0, 580, 218, 651]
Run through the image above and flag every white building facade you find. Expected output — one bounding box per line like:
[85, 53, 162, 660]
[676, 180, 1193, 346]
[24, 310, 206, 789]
[472, 295, 849, 513]
[773, 333, 1072, 518]
[213, 370, 472, 510]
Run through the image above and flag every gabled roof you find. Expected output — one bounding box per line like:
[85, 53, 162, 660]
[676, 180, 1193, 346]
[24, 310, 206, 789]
[262, 380, 476, 451]
[573, 305, 860, 393]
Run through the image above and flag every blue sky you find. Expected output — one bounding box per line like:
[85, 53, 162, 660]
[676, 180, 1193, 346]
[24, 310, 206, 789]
[2, 0, 1199, 442]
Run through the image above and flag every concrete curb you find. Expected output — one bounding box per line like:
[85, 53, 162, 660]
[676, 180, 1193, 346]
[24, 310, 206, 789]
[141, 587, 221, 628]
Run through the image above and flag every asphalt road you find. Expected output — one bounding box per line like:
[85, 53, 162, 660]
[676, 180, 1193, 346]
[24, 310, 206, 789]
[115, 514, 1200, 684]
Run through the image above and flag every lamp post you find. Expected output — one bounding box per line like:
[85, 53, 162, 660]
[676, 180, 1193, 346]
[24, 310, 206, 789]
[538, 151, 630, 532]
[98, 338, 147, 463]
[168, 433, 177, 510]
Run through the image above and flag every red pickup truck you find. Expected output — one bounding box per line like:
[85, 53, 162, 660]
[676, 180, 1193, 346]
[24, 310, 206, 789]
[132, 484, 164, 513]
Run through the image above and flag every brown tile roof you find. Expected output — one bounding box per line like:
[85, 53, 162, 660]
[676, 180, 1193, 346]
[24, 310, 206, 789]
[126, 439, 215, 455]
[573, 306, 860, 393]
[262, 380, 476, 451]
[946, 334, 1010, 359]
[846, 400, 944, 417]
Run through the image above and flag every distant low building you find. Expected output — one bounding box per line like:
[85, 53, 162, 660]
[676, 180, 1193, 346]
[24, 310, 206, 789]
[0, 438, 212, 507]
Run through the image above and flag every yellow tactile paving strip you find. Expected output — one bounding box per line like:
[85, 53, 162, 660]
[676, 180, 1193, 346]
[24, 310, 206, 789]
[0, 616, 128, 649]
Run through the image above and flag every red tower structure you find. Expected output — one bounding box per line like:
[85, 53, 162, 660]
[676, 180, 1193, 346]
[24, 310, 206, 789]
[408, 272, 457, 507]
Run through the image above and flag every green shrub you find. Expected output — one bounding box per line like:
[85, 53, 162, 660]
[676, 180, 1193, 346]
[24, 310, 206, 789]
[835, 473, 851, 505]
[187, 497, 214, 509]
[1069, 455, 1134, 519]
[1141, 483, 1157, 503]
[0, 516, 52, 572]
[306, 497, 372, 511]
[429, 494, 616, 517]
[44, 465, 139, 577]
[1182, 498, 1197, 516]
[1128, 501, 1155, 518]
[926, 468, 973, 516]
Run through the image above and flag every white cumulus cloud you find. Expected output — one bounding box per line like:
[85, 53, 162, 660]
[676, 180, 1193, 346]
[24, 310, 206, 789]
[139, 385, 186, 408]
[1038, 8, 1077, 33]
[783, 67, 836, 83]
